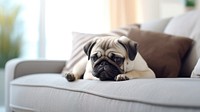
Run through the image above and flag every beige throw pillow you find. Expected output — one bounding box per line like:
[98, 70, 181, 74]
[62, 25, 139, 74]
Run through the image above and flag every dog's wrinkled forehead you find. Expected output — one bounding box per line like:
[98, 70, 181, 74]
[84, 36, 138, 61]
[93, 36, 122, 51]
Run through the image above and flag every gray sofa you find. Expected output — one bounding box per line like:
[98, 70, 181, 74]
[5, 10, 200, 112]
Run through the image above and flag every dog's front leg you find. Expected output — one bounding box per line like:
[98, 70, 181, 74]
[115, 68, 155, 81]
[83, 72, 99, 80]
[83, 60, 99, 80]
[65, 57, 88, 81]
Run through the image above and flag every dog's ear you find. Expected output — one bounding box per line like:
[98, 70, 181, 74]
[118, 36, 138, 61]
[84, 40, 96, 60]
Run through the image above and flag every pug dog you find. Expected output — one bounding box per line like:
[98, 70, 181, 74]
[65, 36, 155, 81]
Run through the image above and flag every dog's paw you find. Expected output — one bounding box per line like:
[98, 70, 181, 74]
[65, 73, 76, 82]
[115, 74, 129, 81]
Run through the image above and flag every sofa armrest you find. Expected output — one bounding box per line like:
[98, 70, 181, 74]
[5, 58, 66, 79]
[5, 58, 66, 112]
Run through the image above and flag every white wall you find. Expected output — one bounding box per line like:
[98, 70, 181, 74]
[137, 0, 160, 23]
[159, 0, 185, 18]
[137, 0, 200, 23]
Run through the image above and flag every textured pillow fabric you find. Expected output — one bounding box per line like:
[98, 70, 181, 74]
[128, 28, 193, 78]
[62, 32, 109, 73]
[62, 25, 139, 74]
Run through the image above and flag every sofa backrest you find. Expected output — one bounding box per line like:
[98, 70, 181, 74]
[141, 10, 200, 77]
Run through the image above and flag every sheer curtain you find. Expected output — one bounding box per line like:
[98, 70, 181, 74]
[109, 0, 139, 30]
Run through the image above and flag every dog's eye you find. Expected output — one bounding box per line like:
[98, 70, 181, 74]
[114, 57, 124, 64]
[91, 54, 98, 62]
[112, 55, 124, 65]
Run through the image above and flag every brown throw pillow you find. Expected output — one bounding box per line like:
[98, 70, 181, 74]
[128, 28, 193, 78]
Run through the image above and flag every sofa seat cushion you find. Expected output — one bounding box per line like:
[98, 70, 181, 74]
[10, 74, 200, 112]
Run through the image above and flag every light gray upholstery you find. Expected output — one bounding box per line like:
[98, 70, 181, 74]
[5, 59, 65, 112]
[10, 74, 200, 112]
[191, 58, 200, 78]
[5, 10, 200, 112]
[141, 17, 172, 33]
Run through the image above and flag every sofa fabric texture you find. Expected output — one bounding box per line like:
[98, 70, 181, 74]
[10, 74, 200, 112]
[62, 32, 110, 73]
[191, 58, 200, 78]
[5, 10, 200, 112]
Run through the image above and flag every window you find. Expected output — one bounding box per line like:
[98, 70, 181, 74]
[45, 0, 110, 60]
[10, 0, 109, 60]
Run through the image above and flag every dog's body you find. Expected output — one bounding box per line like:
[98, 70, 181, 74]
[65, 36, 155, 81]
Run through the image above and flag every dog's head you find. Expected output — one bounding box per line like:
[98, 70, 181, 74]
[84, 36, 138, 81]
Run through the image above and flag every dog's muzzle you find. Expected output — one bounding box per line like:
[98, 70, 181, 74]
[92, 58, 124, 81]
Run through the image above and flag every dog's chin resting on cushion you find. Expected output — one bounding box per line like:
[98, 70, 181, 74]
[65, 36, 155, 81]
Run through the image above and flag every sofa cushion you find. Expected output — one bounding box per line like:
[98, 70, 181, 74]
[164, 10, 200, 77]
[141, 17, 171, 33]
[62, 32, 109, 73]
[10, 74, 200, 112]
[62, 25, 139, 74]
[191, 58, 200, 78]
[128, 28, 193, 78]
